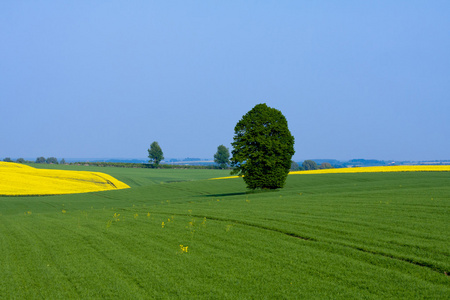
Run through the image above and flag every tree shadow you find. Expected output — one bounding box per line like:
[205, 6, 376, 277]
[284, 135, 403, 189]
[198, 189, 279, 198]
[199, 192, 248, 198]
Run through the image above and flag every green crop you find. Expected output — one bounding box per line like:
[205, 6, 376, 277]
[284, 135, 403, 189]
[0, 167, 448, 298]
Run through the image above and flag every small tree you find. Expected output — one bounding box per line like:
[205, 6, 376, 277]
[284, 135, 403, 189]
[60, 158, 66, 164]
[148, 141, 164, 167]
[302, 160, 318, 170]
[16, 158, 25, 163]
[230, 103, 295, 189]
[214, 145, 230, 169]
[46, 157, 59, 164]
[3, 157, 12, 162]
[319, 162, 333, 169]
[36, 157, 46, 164]
[290, 161, 302, 171]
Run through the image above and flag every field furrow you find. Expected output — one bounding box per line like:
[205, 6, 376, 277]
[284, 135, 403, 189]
[1, 166, 449, 298]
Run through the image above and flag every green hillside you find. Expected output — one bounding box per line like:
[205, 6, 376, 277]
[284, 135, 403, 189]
[1, 167, 449, 298]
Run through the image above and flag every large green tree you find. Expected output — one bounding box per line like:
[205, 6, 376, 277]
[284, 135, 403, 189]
[148, 141, 164, 167]
[230, 103, 295, 189]
[214, 145, 230, 169]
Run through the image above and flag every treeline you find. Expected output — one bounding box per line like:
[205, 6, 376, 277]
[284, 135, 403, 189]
[76, 160, 335, 171]
[2, 155, 337, 171]
[290, 159, 399, 170]
[69, 161, 224, 169]
[291, 160, 334, 171]
[2, 157, 66, 164]
[1, 156, 226, 169]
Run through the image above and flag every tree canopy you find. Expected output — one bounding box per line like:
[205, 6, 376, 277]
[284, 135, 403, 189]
[290, 161, 302, 171]
[148, 141, 164, 167]
[319, 162, 333, 169]
[46, 157, 59, 164]
[230, 103, 295, 189]
[214, 145, 230, 169]
[36, 157, 46, 164]
[302, 160, 318, 170]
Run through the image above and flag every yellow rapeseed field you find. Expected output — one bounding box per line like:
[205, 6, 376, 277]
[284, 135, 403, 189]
[0, 162, 130, 196]
[210, 165, 450, 180]
[289, 165, 450, 175]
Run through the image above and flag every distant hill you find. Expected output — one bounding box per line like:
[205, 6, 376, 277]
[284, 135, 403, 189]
[297, 159, 392, 168]
[345, 159, 388, 167]
[296, 159, 450, 168]
[105, 159, 147, 164]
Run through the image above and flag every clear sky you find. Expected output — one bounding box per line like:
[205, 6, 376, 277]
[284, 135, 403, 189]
[1, 1, 449, 161]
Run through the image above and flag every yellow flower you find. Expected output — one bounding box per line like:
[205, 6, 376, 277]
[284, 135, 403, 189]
[179, 244, 188, 253]
[162, 221, 165, 228]
[209, 165, 450, 179]
[0, 161, 130, 196]
[289, 165, 450, 175]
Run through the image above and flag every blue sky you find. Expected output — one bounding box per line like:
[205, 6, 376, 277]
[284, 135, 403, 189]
[1, 1, 449, 161]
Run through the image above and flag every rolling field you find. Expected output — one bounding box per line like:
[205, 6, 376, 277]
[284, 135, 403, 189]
[0, 165, 449, 298]
[0, 162, 129, 195]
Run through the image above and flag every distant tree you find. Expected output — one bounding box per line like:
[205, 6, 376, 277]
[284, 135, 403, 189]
[60, 158, 66, 164]
[214, 145, 230, 169]
[183, 158, 202, 162]
[230, 103, 295, 190]
[302, 160, 318, 170]
[148, 141, 164, 167]
[36, 157, 46, 164]
[16, 158, 25, 163]
[290, 161, 303, 171]
[46, 157, 59, 164]
[319, 162, 333, 169]
[3, 157, 12, 162]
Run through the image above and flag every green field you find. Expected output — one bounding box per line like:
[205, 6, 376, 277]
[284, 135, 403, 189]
[1, 166, 449, 298]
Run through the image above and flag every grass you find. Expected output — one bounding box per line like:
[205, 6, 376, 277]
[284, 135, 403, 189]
[30, 163, 229, 187]
[0, 166, 449, 298]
